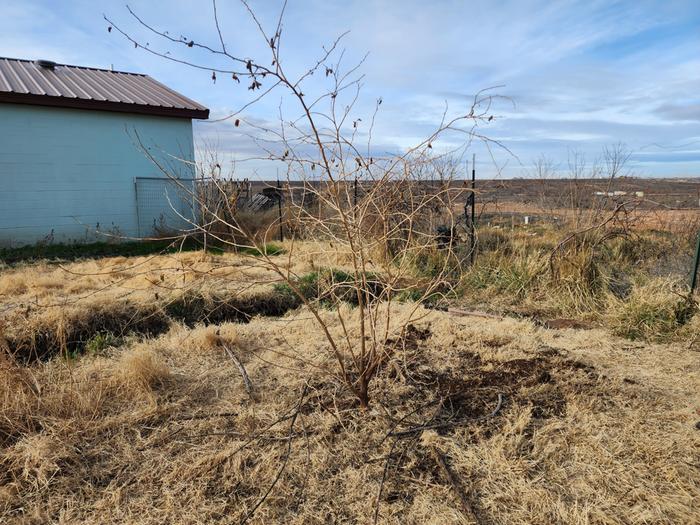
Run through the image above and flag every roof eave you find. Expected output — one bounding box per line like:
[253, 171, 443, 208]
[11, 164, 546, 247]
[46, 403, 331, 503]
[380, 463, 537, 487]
[0, 92, 209, 120]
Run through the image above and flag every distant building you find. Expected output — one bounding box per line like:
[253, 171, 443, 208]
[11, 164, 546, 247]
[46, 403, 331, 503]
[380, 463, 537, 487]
[593, 191, 627, 197]
[0, 57, 209, 247]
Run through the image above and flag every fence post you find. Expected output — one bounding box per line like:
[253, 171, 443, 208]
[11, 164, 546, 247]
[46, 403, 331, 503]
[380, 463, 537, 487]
[466, 154, 476, 264]
[276, 177, 284, 243]
[134, 178, 142, 238]
[691, 229, 700, 294]
[354, 176, 358, 209]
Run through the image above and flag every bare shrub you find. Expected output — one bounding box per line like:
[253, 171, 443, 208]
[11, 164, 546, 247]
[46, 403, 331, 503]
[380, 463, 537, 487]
[548, 144, 640, 283]
[106, 2, 504, 407]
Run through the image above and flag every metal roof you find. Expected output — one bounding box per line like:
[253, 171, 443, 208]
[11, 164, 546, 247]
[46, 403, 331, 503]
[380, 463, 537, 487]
[0, 57, 209, 119]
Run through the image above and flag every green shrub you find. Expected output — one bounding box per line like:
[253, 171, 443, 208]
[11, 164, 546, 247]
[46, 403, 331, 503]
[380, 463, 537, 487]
[273, 268, 385, 308]
[238, 243, 285, 257]
[85, 331, 121, 355]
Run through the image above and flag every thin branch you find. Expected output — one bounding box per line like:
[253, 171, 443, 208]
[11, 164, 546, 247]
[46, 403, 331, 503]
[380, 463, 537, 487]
[239, 382, 309, 525]
[222, 343, 255, 400]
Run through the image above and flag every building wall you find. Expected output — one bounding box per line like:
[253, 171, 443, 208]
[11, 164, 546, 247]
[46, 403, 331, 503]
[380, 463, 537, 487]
[0, 103, 195, 247]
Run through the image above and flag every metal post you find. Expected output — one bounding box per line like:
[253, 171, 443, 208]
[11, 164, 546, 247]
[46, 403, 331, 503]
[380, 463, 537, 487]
[277, 177, 284, 242]
[690, 229, 700, 294]
[134, 178, 142, 238]
[354, 176, 358, 209]
[469, 154, 476, 264]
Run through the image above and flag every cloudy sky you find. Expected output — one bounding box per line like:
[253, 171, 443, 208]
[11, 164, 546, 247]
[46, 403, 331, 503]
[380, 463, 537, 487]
[2, 0, 700, 178]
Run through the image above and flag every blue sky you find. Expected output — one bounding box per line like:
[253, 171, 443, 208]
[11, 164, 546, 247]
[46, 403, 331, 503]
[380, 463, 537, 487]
[2, 0, 700, 179]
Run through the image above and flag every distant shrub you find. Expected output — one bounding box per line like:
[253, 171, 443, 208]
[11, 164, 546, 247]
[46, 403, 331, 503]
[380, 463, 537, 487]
[213, 209, 281, 245]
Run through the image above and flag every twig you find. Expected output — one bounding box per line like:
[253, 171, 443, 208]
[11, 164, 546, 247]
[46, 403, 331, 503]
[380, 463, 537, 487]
[446, 308, 504, 320]
[226, 412, 298, 457]
[374, 399, 443, 524]
[223, 343, 255, 400]
[430, 446, 479, 523]
[373, 435, 403, 525]
[185, 430, 307, 442]
[174, 410, 239, 421]
[295, 413, 312, 509]
[239, 382, 309, 525]
[388, 393, 504, 438]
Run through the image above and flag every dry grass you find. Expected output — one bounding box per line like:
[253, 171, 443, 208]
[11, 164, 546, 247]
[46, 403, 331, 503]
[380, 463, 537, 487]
[117, 348, 170, 393]
[0, 241, 361, 311]
[0, 244, 698, 523]
[481, 201, 700, 233]
[0, 294, 698, 522]
[0, 244, 349, 359]
[453, 223, 699, 342]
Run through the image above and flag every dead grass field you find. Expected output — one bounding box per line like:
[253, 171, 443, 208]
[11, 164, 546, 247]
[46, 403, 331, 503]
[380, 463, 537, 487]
[1, 247, 699, 524]
[480, 201, 700, 232]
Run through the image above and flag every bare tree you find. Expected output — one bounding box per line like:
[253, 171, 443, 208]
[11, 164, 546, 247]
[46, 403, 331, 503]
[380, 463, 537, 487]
[532, 154, 559, 217]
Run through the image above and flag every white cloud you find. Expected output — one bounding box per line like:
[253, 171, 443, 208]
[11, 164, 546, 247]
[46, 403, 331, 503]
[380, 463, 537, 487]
[2, 0, 699, 178]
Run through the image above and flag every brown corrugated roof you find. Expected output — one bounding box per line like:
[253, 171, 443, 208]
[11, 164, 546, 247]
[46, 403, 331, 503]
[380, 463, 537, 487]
[0, 57, 209, 119]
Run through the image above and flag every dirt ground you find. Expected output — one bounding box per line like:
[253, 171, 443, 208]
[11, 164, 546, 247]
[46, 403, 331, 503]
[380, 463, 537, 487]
[1, 250, 699, 524]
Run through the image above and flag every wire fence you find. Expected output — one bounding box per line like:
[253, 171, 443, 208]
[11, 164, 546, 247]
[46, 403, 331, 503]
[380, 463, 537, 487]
[134, 177, 197, 237]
